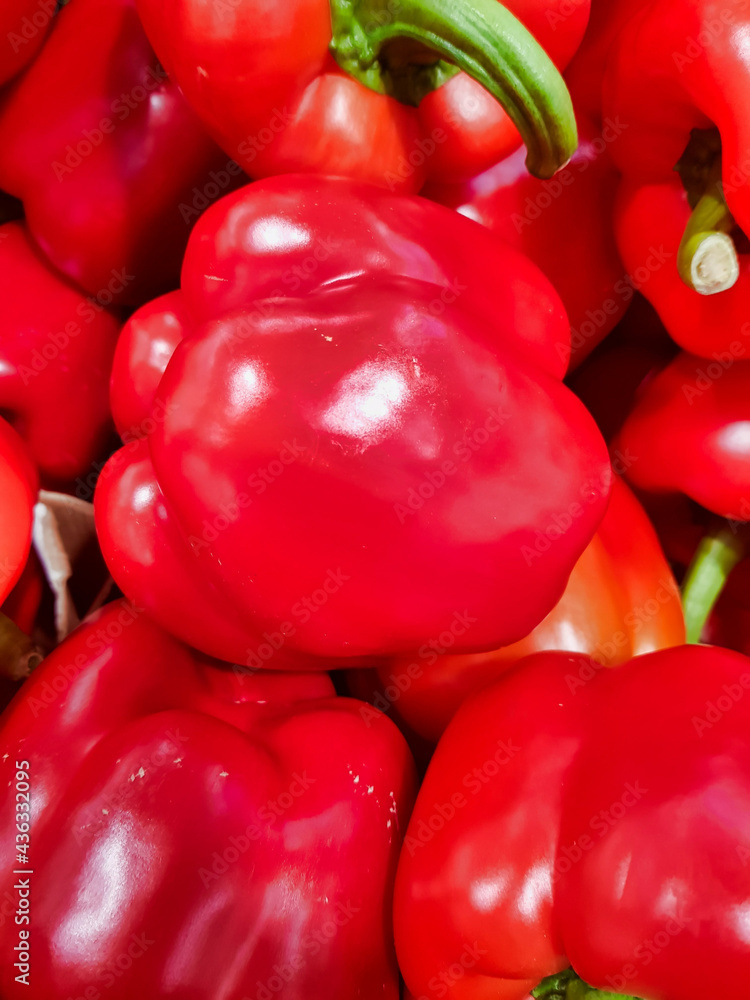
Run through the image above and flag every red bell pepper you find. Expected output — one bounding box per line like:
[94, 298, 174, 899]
[413, 0, 590, 183]
[604, 0, 750, 357]
[0, 599, 416, 998]
[0, 0, 247, 306]
[109, 174, 572, 406]
[617, 351, 750, 522]
[0, 222, 120, 486]
[616, 350, 750, 642]
[109, 291, 189, 441]
[353, 477, 685, 745]
[425, 114, 627, 368]
[135, 0, 581, 193]
[394, 643, 750, 1000]
[96, 175, 611, 665]
[0, 0, 55, 86]
[613, 173, 750, 358]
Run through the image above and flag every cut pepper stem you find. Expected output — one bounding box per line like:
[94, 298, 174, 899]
[681, 528, 745, 643]
[533, 968, 640, 1000]
[0, 612, 42, 682]
[677, 155, 740, 295]
[329, 0, 578, 178]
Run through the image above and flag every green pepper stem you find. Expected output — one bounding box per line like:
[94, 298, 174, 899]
[0, 613, 42, 682]
[677, 156, 739, 295]
[329, 0, 577, 178]
[532, 968, 640, 1000]
[681, 528, 745, 643]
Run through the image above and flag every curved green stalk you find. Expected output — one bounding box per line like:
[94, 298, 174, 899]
[329, 0, 577, 178]
[681, 528, 745, 643]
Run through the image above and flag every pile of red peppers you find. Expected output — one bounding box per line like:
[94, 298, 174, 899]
[1, 1, 750, 998]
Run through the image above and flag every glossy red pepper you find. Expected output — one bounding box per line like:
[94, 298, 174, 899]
[352, 477, 684, 745]
[394, 644, 750, 1000]
[109, 175, 571, 401]
[0, 0, 247, 306]
[0, 222, 120, 486]
[0, 0, 55, 86]
[425, 114, 626, 368]
[613, 174, 750, 358]
[135, 0, 581, 193]
[617, 351, 750, 523]
[0, 600, 416, 999]
[414, 0, 590, 183]
[95, 175, 611, 665]
[616, 350, 750, 642]
[109, 291, 189, 440]
[604, 0, 750, 356]
[0, 418, 36, 607]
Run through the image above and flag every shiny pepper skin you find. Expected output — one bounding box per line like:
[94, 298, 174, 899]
[109, 291, 189, 441]
[395, 644, 750, 1000]
[604, 0, 750, 357]
[134, 0, 587, 192]
[0, 601, 416, 998]
[613, 175, 750, 358]
[0, 0, 246, 306]
[350, 477, 685, 746]
[412, 0, 590, 183]
[616, 351, 750, 520]
[95, 176, 611, 665]
[425, 114, 627, 369]
[0, 222, 120, 485]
